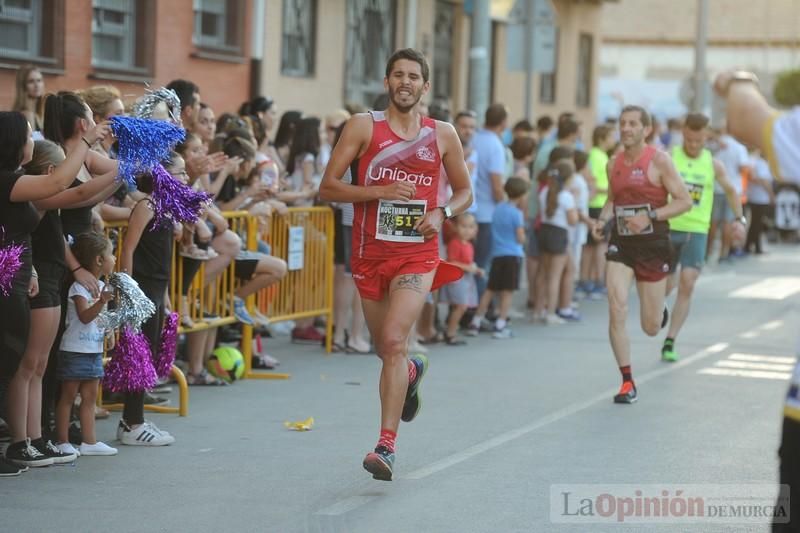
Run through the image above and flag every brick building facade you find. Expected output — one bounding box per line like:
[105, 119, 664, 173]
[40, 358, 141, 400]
[0, 0, 253, 113]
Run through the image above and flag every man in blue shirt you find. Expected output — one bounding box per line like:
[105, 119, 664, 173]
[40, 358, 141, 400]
[472, 103, 509, 296]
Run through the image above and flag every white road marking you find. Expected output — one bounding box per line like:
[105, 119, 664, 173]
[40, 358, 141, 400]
[317, 344, 730, 516]
[729, 353, 797, 364]
[714, 360, 796, 372]
[402, 342, 729, 481]
[730, 277, 800, 300]
[761, 320, 784, 331]
[698, 368, 791, 380]
[739, 331, 760, 339]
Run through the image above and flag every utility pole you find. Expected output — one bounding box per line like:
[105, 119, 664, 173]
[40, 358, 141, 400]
[692, 0, 709, 112]
[405, 0, 418, 48]
[468, 0, 491, 120]
[524, 0, 535, 120]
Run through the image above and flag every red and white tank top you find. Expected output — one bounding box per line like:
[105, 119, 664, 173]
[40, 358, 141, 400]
[352, 111, 442, 260]
[610, 145, 669, 239]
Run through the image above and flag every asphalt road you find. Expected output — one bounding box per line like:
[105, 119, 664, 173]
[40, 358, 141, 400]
[2, 245, 798, 533]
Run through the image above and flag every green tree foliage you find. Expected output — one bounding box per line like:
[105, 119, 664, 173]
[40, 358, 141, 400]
[774, 70, 800, 108]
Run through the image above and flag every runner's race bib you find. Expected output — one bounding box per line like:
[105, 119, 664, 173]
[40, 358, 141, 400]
[376, 199, 427, 243]
[686, 182, 704, 206]
[615, 203, 653, 236]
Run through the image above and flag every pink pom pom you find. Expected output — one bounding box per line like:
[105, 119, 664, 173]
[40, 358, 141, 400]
[155, 312, 179, 378]
[150, 164, 211, 225]
[103, 327, 158, 393]
[0, 239, 25, 296]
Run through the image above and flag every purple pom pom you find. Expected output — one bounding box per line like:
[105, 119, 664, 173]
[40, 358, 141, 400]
[103, 327, 158, 393]
[155, 312, 179, 379]
[150, 164, 211, 225]
[0, 240, 24, 296]
[110, 116, 185, 188]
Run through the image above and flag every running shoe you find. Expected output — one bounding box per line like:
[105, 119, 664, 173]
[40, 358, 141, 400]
[79, 441, 118, 456]
[401, 354, 429, 422]
[119, 421, 175, 446]
[363, 445, 395, 481]
[0, 457, 24, 477]
[31, 437, 77, 464]
[291, 325, 325, 345]
[5, 438, 53, 467]
[492, 327, 514, 339]
[613, 382, 638, 404]
[545, 314, 566, 326]
[590, 285, 607, 300]
[464, 324, 479, 337]
[233, 297, 255, 326]
[56, 442, 80, 458]
[556, 309, 582, 322]
[661, 340, 678, 362]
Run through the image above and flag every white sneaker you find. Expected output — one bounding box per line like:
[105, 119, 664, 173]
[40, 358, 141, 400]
[492, 328, 513, 339]
[56, 442, 80, 458]
[143, 420, 172, 437]
[119, 422, 175, 446]
[545, 314, 566, 325]
[118, 419, 172, 441]
[80, 442, 118, 456]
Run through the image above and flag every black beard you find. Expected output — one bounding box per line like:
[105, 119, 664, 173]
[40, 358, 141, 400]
[388, 88, 421, 113]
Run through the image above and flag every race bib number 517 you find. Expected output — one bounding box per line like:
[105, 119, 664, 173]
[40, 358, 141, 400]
[376, 199, 427, 243]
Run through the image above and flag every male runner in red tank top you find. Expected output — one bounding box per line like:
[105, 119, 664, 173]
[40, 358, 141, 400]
[591, 105, 691, 404]
[320, 49, 472, 480]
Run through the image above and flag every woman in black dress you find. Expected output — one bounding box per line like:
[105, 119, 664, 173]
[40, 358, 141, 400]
[0, 111, 109, 472]
[117, 167, 178, 447]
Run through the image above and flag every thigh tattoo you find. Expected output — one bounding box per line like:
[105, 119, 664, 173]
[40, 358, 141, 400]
[394, 274, 424, 293]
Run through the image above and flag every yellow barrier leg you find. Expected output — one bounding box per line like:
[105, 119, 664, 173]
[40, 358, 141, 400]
[171, 364, 189, 417]
[100, 364, 189, 416]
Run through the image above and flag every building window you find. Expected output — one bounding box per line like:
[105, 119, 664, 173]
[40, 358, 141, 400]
[92, 0, 136, 70]
[193, 0, 243, 54]
[0, 0, 42, 60]
[344, 0, 396, 106]
[539, 28, 559, 104]
[576, 33, 593, 107]
[433, 1, 455, 102]
[281, 0, 316, 77]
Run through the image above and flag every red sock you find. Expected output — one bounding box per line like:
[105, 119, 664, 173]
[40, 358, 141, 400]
[408, 359, 417, 383]
[378, 428, 397, 452]
[620, 365, 633, 384]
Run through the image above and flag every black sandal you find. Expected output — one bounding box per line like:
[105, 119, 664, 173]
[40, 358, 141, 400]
[444, 335, 467, 346]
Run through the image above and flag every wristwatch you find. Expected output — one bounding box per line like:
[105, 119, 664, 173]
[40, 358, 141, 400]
[721, 71, 760, 95]
[736, 215, 748, 225]
[439, 205, 453, 219]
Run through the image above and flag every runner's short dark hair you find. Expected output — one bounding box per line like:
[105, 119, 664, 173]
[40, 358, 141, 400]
[684, 113, 709, 131]
[385, 48, 430, 83]
[620, 105, 651, 127]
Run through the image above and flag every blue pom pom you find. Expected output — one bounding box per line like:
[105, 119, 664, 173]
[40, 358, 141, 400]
[110, 116, 185, 188]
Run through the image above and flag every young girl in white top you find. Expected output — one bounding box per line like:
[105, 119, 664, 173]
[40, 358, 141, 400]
[534, 162, 578, 325]
[55, 232, 118, 457]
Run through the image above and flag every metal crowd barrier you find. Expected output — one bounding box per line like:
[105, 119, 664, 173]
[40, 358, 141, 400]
[96, 206, 335, 413]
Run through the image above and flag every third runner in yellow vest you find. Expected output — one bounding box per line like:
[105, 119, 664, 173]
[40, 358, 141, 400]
[661, 113, 746, 362]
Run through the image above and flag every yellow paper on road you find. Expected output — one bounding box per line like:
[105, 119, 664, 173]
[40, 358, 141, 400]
[284, 417, 314, 431]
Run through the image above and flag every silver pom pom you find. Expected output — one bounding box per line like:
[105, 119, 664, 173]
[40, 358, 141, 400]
[97, 272, 156, 332]
[132, 87, 182, 123]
